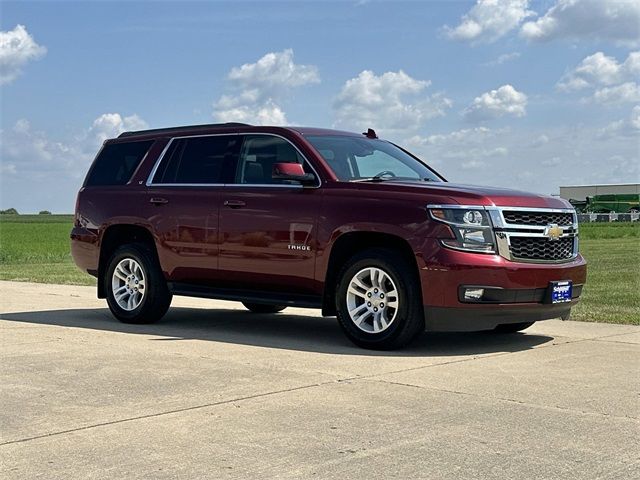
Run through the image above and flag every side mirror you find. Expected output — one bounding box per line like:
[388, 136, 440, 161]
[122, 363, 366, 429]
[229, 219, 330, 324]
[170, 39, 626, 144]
[272, 162, 316, 186]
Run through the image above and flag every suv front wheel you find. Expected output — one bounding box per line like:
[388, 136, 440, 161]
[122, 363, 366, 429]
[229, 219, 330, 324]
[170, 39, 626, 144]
[336, 249, 424, 350]
[105, 243, 172, 324]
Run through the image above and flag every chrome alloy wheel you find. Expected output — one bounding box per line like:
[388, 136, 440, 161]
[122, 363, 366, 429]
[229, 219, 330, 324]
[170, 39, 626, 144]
[111, 258, 146, 311]
[346, 267, 399, 333]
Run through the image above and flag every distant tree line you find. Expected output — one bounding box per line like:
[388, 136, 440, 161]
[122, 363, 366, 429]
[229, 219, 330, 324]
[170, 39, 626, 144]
[0, 208, 52, 215]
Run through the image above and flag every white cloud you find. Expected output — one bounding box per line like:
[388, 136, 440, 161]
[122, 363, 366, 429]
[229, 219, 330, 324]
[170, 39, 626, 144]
[1, 119, 79, 179]
[227, 49, 319, 90]
[464, 84, 527, 122]
[597, 105, 640, 139]
[213, 49, 319, 125]
[333, 70, 451, 134]
[88, 113, 148, 147]
[632, 105, 640, 130]
[541, 156, 562, 166]
[0, 162, 17, 175]
[443, 0, 533, 43]
[214, 96, 287, 125]
[558, 51, 640, 91]
[0, 113, 148, 212]
[558, 51, 640, 105]
[0, 24, 47, 85]
[521, 0, 640, 46]
[404, 127, 509, 179]
[461, 159, 488, 170]
[0, 113, 148, 179]
[483, 52, 521, 66]
[405, 123, 639, 195]
[529, 134, 549, 148]
[591, 82, 640, 105]
[406, 127, 495, 147]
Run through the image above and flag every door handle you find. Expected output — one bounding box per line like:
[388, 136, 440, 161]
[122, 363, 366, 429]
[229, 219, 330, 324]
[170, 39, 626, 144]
[150, 197, 169, 205]
[223, 200, 246, 209]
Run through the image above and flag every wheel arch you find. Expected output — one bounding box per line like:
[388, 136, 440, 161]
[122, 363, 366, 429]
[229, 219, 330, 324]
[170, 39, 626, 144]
[98, 224, 158, 298]
[321, 231, 422, 316]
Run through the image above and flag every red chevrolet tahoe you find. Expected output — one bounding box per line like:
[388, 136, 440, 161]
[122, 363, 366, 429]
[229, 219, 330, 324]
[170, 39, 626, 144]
[71, 123, 587, 349]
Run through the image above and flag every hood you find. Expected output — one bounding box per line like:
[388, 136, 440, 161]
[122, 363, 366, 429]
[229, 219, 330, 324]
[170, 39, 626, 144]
[355, 180, 572, 209]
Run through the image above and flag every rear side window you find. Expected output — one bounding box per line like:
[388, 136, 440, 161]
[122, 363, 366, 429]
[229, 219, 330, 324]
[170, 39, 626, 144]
[85, 140, 153, 186]
[152, 135, 236, 184]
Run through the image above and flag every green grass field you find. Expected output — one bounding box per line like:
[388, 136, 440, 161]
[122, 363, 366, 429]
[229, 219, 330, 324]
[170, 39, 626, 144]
[0, 214, 95, 286]
[0, 215, 638, 324]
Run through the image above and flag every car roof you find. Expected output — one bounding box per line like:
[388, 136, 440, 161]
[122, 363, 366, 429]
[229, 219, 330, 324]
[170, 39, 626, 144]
[113, 123, 364, 142]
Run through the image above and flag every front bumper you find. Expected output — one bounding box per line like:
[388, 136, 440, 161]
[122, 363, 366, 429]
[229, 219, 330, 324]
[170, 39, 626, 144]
[425, 300, 578, 332]
[417, 238, 587, 331]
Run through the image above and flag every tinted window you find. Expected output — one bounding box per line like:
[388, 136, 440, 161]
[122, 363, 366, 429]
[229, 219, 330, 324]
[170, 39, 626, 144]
[152, 135, 235, 184]
[305, 135, 442, 182]
[354, 150, 418, 179]
[234, 135, 313, 185]
[85, 140, 153, 186]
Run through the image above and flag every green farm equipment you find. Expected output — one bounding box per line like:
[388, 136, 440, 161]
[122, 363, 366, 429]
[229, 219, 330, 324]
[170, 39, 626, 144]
[581, 194, 640, 213]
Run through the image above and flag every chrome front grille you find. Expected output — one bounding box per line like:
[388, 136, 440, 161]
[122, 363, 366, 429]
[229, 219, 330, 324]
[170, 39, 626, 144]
[488, 207, 579, 264]
[509, 236, 574, 261]
[503, 211, 573, 226]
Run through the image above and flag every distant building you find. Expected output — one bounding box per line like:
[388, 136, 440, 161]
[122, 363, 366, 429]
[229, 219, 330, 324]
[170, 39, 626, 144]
[559, 183, 640, 202]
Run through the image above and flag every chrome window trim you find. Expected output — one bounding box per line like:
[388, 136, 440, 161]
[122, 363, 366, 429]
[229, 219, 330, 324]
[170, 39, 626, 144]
[426, 204, 579, 264]
[147, 183, 226, 188]
[224, 183, 304, 189]
[126, 140, 157, 185]
[145, 132, 321, 188]
[145, 133, 238, 187]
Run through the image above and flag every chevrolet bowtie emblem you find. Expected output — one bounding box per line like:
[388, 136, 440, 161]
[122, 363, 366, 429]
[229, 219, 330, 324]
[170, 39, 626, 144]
[544, 223, 563, 241]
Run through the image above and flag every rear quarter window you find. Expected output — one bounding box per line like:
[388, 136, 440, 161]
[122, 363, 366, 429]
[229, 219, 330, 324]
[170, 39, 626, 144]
[85, 140, 154, 186]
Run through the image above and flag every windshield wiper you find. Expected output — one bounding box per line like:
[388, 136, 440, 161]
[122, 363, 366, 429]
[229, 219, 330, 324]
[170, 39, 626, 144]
[351, 176, 437, 183]
[350, 175, 391, 183]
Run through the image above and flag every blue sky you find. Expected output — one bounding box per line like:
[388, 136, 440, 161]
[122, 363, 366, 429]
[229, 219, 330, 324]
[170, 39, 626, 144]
[1, 0, 639, 212]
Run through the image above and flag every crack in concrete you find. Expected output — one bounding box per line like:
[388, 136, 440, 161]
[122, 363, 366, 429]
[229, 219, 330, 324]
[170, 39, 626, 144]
[0, 349, 522, 447]
[373, 379, 640, 422]
[1, 308, 637, 448]
[0, 381, 332, 447]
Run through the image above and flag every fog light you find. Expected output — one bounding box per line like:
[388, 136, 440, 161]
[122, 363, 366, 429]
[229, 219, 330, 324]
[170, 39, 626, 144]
[464, 288, 484, 301]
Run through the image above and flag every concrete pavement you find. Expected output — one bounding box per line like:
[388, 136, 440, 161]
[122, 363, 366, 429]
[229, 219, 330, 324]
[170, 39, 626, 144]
[1, 281, 638, 479]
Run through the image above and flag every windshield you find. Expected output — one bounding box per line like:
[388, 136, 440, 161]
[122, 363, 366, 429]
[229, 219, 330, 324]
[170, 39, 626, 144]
[305, 135, 443, 182]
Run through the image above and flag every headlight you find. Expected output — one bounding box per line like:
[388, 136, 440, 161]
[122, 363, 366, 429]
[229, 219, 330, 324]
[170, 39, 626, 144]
[428, 206, 496, 253]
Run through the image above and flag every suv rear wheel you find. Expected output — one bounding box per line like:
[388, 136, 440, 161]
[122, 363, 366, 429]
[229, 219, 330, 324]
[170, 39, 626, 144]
[105, 243, 172, 324]
[336, 248, 424, 350]
[242, 302, 286, 314]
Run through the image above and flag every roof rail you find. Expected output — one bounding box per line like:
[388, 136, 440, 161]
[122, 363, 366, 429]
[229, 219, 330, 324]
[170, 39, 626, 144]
[117, 122, 252, 138]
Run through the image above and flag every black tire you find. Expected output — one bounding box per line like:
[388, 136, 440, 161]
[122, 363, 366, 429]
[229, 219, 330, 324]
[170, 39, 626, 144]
[335, 248, 424, 350]
[493, 322, 535, 333]
[242, 302, 287, 314]
[105, 243, 172, 324]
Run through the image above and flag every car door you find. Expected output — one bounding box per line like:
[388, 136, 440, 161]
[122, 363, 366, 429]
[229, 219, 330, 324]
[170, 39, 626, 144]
[218, 134, 322, 295]
[144, 134, 239, 286]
